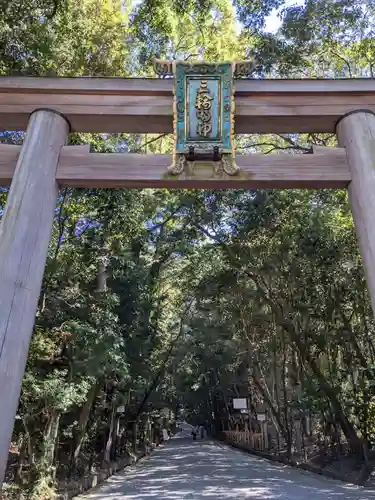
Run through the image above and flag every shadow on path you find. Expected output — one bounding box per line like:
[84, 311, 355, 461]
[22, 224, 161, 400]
[76, 438, 375, 499]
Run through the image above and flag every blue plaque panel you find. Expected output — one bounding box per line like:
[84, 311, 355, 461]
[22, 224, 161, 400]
[187, 77, 220, 141]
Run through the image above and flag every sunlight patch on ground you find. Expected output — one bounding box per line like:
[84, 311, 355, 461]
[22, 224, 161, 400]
[201, 486, 274, 498]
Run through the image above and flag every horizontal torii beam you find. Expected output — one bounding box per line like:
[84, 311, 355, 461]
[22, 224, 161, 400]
[0, 144, 350, 189]
[0, 76, 375, 133]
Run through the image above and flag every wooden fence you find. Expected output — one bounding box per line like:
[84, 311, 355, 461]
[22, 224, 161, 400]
[221, 430, 268, 452]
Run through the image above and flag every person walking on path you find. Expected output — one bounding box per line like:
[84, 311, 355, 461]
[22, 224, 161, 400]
[192, 427, 197, 441]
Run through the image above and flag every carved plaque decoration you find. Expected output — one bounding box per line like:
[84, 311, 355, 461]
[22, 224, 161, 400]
[154, 60, 254, 177]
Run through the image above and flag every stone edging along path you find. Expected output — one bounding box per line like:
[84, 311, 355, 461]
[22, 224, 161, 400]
[217, 439, 371, 487]
[57, 443, 159, 500]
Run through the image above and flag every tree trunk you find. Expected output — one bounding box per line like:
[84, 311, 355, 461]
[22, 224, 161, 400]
[307, 353, 362, 451]
[104, 405, 116, 464]
[132, 419, 139, 452]
[72, 382, 99, 468]
[281, 335, 292, 459]
[42, 410, 61, 479]
[252, 374, 290, 447]
[281, 318, 363, 452]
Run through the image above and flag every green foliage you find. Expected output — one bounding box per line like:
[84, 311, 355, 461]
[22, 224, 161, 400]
[2, 0, 375, 496]
[0, 0, 130, 76]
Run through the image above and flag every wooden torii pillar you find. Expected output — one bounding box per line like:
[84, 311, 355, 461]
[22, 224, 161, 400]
[336, 111, 375, 314]
[0, 77, 375, 485]
[0, 110, 69, 483]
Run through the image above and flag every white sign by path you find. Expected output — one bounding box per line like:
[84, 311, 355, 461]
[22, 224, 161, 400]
[233, 398, 247, 410]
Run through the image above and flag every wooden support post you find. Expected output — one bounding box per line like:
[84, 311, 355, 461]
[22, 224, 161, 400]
[0, 110, 69, 486]
[336, 111, 375, 315]
[263, 422, 269, 451]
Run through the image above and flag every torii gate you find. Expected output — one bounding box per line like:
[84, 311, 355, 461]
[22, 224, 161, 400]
[0, 63, 375, 484]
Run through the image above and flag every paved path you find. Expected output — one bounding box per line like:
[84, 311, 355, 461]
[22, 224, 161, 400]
[76, 439, 375, 499]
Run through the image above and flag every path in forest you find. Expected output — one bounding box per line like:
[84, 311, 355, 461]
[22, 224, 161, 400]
[75, 437, 375, 499]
